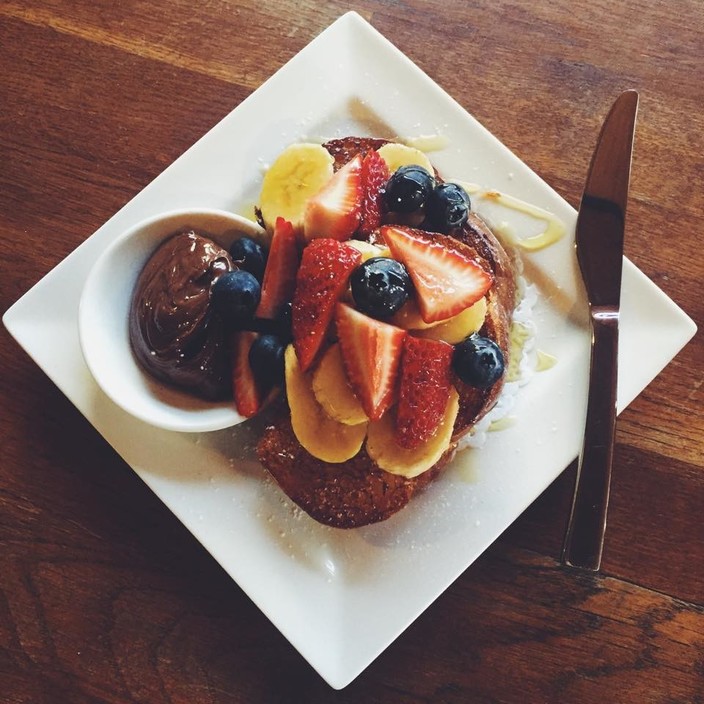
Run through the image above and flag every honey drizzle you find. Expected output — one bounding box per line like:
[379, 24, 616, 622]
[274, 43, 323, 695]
[453, 181, 566, 251]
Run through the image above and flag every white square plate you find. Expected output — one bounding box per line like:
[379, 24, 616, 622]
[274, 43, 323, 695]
[3, 12, 696, 689]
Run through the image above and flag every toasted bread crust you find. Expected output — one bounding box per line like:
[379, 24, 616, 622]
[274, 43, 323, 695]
[258, 407, 447, 528]
[256, 137, 517, 528]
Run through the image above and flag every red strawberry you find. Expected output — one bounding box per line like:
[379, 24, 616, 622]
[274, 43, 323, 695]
[256, 216, 299, 319]
[381, 225, 493, 323]
[358, 150, 389, 236]
[232, 331, 262, 417]
[335, 303, 406, 420]
[395, 336, 454, 449]
[292, 239, 362, 371]
[303, 154, 363, 241]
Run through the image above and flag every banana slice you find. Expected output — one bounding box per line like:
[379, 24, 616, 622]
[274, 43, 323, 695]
[346, 240, 391, 261]
[312, 344, 368, 425]
[416, 298, 488, 344]
[259, 143, 334, 232]
[366, 388, 459, 478]
[285, 345, 367, 463]
[391, 299, 441, 330]
[376, 143, 434, 175]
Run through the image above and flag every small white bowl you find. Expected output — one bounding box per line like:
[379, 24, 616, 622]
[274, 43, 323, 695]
[79, 208, 267, 432]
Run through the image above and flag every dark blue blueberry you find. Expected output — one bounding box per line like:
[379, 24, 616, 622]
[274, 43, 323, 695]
[248, 334, 285, 388]
[452, 334, 505, 389]
[229, 237, 267, 282]
[427, 182, 471, 232]
[383, 165, 436, 213]
[275, 301, 293, 341]
[233, 302, 292, 340]
[210, 270, 261, 326]
[351, 257, 411, 319]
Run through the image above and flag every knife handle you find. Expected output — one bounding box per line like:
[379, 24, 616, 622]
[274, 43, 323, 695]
[562, 309, 619, 571]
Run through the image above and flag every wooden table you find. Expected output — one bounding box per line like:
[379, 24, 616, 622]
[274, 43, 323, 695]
[2, 1, 702, 701]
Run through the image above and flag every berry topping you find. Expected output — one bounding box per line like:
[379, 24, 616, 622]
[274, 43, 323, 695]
[358, 150, 390, 236]
[303, 154, 363, 241]
[256, 217, 299, 320]
[427, 182, 471, 232]
[292, 239, 362, 371]
[232, 331, 263, 417]
[229, 236, 267, 282]
[396, 336, 454, 449]
[452, 334, 505, 389]
[211, 270, 261, 326]
[381, 225, 493, 324]
[335, 303, 406, 420]
[350, 257, 411, 319]
[249, 333, 286, 390]
[383, 165, 435, 214]
[275, 301, 293, 342]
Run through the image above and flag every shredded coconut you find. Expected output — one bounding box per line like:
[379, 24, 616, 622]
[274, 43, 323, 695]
[456, 267, 538, 452]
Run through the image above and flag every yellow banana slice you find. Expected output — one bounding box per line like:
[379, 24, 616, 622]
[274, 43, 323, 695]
[285, 345, 367, 463]
[391, 299, 440, 330]
[366, 388, 459, 478]
[376, 143, 434, 175]
[259, 143, 334, 232]
[346, 240, 391, 261]
[312, 344, 368, 426]
[416, 298, 488, 344]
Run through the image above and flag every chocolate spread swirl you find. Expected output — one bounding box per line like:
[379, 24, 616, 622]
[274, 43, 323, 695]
[129, 230, 234, 401]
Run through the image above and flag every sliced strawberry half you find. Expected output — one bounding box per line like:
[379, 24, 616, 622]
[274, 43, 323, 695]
[256, 216, 299, 319]
[335, 303, 406, 420]
[292, 239, 362, 371]
[232, 331, 262, 418]
[395, 335, 454, 449]
[358, 149, 389, 237]
[381, 225, 493, 324]
[303, 154, 363, 241]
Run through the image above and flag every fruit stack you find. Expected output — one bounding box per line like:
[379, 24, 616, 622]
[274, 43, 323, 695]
[219, 139, 511, 482]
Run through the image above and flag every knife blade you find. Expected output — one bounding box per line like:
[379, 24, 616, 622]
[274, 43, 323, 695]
[561, 90, 639, 571]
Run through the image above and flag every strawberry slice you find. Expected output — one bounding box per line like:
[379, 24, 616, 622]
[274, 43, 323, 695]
[232, 331, 262, 417]
[303, 154, 363, 241]
[335, 303, 406, 420]
[381, 225, 493, 324]
[256, 216, 299, 319]
[396, 336, 454, 449]
[292, 239, 362, 371]
[358, 150, 389, 236]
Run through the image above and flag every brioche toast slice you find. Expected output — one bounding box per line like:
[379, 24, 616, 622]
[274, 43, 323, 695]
[256, 137, 517, 528]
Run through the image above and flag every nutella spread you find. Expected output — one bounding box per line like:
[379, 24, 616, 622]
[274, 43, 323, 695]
[129, 230, 234, 401]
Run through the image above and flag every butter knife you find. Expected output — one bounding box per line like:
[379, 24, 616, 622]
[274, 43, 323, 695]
[562, 90, 639, 571]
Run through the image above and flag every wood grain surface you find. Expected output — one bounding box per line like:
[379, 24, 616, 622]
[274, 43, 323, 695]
[1, 1, 702, 702]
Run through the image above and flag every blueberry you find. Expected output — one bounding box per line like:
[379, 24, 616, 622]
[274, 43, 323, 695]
[351, 257, 411, 319]
[231, 301, 293, 340]
[427, 182, 471, 232]
[453, 334, 505, 388]
[229, 237, 267, 282]
[275, 301, 293, 341]
[249, 334, 285, 388]
[383, 165, 436, 213]
[210, 270, 261, 326]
